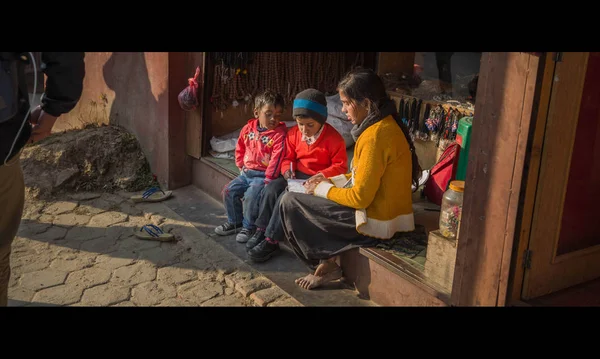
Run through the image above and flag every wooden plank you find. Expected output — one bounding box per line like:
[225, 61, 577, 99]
[450, 51, 491, 305]
[192, 158, 235, 202]
[185, 52, 205, 159]
[340, 249, 447, 306]
[367, 259, 447, 306]
[360, 248, 451, 302]
[508, 53, 557, 303]
[525, 276, 600, 306]
[451, 52, 540, 306]
[553, 244, 600, 263]
[508, 299, 532, 307]
[201, 53, 215, 157]
[424, 230, 458, 293]
[167, 52, 192, 189]
[496, 54, 540, 306]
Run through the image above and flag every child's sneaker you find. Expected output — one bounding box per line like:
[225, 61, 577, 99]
[246, 230, 265, 250]
[236, 228, 255, 243]
[215, 222, 242, 236]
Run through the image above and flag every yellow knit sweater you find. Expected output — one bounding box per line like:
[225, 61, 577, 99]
[314, 115, 415, 239]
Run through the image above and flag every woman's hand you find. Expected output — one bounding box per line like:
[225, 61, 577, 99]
[303, 180, 318, 195]
[305, 173, 329, 186]
[303, 174, 332, 195]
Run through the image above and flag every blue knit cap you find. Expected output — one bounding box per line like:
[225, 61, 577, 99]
[292, 88, 328, 124]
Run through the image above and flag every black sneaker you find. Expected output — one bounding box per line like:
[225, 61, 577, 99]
[248, 239, 280, 262]
[246, 230, 265, 250]
[214, 222, 242, 236]
[236, 228, 254, 243]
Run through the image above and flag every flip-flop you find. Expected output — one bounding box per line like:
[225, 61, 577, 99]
[130, 186, 173, 203]
[134, 224, 175, 241]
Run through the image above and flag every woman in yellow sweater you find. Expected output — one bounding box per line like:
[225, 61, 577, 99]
[277, 67, 422, 290]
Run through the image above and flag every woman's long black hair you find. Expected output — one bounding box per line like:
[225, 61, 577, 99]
[337, 67, 421, 188]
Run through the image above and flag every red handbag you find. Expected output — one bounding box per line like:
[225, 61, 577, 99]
[424, 142, 459, 206]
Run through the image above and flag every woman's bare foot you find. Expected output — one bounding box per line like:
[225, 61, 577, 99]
[295, 259, 343, 290]
[294, 269, 343, 290]
[314, 258, 340, 277]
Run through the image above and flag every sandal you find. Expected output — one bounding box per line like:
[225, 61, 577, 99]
[130, 186, 173, 203]
[134, 224, 175, 241]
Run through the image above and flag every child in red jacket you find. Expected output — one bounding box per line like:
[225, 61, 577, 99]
[246, 88, 348, 262]
[214, 90, 288, 243]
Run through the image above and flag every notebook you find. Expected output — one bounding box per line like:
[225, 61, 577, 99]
[286, 179, 306, 194]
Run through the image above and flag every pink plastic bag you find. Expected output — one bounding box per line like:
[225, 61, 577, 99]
[178, 66, 201, 111]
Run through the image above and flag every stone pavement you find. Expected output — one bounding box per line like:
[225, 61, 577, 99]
[8, 191, 303, 307]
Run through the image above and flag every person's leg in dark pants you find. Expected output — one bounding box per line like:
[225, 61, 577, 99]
[253, 177, 287, 230]
[0, 155, 25, 306]
[246, 177, 287, 250]
[247, 192, 285, 261]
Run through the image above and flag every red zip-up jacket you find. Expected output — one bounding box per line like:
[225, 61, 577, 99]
[235, 119, 287, 181]
[280, 123, 348, 178]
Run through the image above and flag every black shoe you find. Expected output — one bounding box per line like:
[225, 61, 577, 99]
[214, 222, 243, 236]
[246, 230, 265, 250]
[248, 239, 279, 262]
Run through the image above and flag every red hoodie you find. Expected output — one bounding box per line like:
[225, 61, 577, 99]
[235, 119, 288, 181]
[280, 123, 348, 178]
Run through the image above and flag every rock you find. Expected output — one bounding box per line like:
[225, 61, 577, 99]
[55, 168, 79, 187]
[20, 126, 154, 200]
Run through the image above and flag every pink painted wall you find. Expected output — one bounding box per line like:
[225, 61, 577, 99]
[53, 52, 178, 189]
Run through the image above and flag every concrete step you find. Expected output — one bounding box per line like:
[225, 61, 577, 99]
[165, 185, 375, 307]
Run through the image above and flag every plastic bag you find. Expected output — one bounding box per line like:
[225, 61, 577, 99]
[178, 66, 201, 111]
[210, 127, 243, 153]
[209, 150, 235, 159]
[326, 93, 355, 148]
[326, 93, 344, 120]
[327, 116, 355, 148]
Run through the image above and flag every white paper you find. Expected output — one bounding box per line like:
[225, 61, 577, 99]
[287, 179, 306, 194]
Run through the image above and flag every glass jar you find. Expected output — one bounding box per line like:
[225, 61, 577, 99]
[439, 180, 465, 239]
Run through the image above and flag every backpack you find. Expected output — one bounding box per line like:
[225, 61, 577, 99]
[424, 142, 459, 206]
[0, 52, 20, 124]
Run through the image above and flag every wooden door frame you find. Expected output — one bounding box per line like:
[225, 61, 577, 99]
[451, 52, 542, 306]
[519, 52, 600, 298]
[184, 52, 205, 160]
[507, 53, 558, 303]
